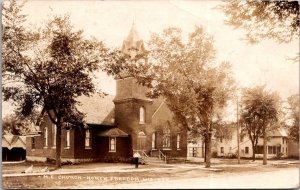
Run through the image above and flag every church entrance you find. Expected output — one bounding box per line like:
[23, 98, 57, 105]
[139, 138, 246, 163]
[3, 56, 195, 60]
[137, 131, 146, 151]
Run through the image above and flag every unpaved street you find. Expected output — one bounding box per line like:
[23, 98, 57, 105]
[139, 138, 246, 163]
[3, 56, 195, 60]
[94, 167, 299, 189]
[3, 160, 299, 189]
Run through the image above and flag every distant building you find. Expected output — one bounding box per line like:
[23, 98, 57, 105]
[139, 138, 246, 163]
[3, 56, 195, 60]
[187, 140, 204, 158]
[2, 135, 26, 161]
[216, 127, 289, 158]
[26, 23, 187, 163]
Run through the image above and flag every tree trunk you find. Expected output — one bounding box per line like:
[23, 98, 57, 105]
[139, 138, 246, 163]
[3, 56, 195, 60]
[252, 144, 256, 161]
[205, 125, 212, 168]
[263, 128, 267, 165]
[202, 139, 205, 160]
[55, 120, 62, 168]
[204, 137, 207, 162]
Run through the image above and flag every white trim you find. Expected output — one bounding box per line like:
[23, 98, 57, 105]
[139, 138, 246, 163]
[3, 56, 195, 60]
[152, 100, 165, 118]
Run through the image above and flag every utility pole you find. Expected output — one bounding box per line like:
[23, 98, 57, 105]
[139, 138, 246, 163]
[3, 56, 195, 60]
[237, 96, 240, 164]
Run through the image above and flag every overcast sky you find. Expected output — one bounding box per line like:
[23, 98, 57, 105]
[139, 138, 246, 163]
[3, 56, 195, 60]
[2, 0, 299, 120]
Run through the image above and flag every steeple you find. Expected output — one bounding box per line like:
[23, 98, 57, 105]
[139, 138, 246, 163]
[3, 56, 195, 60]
[121, 21, 146, 59]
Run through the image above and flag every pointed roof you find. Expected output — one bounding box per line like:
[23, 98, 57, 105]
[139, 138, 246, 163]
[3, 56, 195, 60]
[126, 21, 142, 46]
[121, 22, 146, 59]
[2, 135, 26, 149]
[97, 128, 129, 137]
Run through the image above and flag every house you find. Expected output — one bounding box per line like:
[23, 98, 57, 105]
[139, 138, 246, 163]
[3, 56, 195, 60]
[187, 140, 204, 158]
[2, 135, 26, 161]
[26, 23, 187, 163]
[216, 126, 289, 159]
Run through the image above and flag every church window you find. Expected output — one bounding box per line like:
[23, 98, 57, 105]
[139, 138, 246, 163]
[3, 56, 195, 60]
[44, 127, 48, 147]
[52, 124, 56, 148]
[152, 132, 156, 149]
[32, 137, 35, 149]
[163, 125, 171, 149]
[65, 129, 70, 148]
[176, 133, 181, 150]
[109, 137, 116, 152]
[139, 107, 145, 124]
[85, 129, 91, 148]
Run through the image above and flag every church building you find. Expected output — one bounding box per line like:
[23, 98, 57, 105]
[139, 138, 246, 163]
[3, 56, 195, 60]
[26, 23, 187, 163]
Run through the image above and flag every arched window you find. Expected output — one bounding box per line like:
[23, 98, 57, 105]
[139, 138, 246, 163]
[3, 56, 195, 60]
[176, 133, 181, 150]
[152, 132, 156, 149]
[139, 107, 145, 124]
[109, 137, 116, 152]
[163, 125, 171, 149]
[65, 129, 70, 148]
[52, 124, 56, 147]
[44, 127, 48, 147]
[85, 129, 91, 148]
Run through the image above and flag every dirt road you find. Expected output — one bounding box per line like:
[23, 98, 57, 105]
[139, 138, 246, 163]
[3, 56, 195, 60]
[94, 167, 299, 189]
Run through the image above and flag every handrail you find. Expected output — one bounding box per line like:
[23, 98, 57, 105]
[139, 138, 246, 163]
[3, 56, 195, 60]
[158, 149, 167, 163]
[142, 150, 149, 158]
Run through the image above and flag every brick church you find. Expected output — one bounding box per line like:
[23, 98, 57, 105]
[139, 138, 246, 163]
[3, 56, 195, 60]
[26, 23, 187, 163]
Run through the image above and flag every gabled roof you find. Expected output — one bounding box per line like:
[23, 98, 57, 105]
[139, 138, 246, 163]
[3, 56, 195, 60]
[2, 135, 26, 149]
[97, 128, 129, 137]
[76, 94, 115, 126]
[268, 128, 288, 137]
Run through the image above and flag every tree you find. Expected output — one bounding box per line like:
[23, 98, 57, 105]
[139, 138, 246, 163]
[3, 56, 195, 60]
[104, 26, 235, 168]
[287, 94, 299, 142]
[219, 0, 299, 44]
[2, 114, 34, 135]
[2, 0, 108, 168]
[240, 86, 280, 164]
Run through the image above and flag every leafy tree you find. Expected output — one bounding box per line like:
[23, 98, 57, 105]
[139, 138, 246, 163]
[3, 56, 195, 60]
[240, 86, 280, 164]
[287, 94, 299, 142]
[2, 0, 108, 168]
[104, 26, 235, 168]
[2, 113, 38, 135]
[219, 0, 299, 44]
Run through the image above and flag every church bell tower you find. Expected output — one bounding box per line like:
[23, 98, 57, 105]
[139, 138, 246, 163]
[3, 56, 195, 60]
[114, 22, 152, 153]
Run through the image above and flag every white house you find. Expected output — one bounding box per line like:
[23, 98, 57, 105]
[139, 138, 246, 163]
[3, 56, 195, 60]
[216, 127, 289, 159]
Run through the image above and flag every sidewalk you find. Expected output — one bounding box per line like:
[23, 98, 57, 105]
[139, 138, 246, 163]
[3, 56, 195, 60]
[2, 163, 177, 178]
[3, 158, 298, 178]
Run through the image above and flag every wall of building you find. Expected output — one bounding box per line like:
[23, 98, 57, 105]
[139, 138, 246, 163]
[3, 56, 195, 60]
[26, 115, 75, 161]
[114, 77, 187, 159]
[151, 102, 187, 158]
[216, 130, 289, 158]
[72, 126, 131, 162]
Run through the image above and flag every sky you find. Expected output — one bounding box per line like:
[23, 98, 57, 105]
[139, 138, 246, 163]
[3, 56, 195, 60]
[2, 0, 299, 120]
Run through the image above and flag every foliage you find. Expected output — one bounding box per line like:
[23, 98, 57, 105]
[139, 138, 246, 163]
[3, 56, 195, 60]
[287, 94, 299, 142]
[214, 122, 235, 141]
[240, 85, 280, 161]
[2, 0, 108, 167]
[219, 0, 299, 44]
[104, 26, 235, 167]
[2, 114, 37, 135]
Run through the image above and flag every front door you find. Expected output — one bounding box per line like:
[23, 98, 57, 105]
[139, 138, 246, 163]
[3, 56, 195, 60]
[137, 131, 146, 151]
